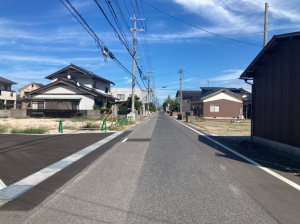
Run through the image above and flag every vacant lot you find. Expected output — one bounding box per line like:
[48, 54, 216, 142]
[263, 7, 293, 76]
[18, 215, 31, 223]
[191, 120, 251, 136]
[0, 117, 135, 134]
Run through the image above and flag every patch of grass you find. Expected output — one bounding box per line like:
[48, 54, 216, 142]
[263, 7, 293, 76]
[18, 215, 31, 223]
[0, 116, 8, 118]
[227, 123, 247, 126]
[80, 122, 101, 129]
[40, 115, 52, 119]
[11, 127, 48, 134]
[0, 125, 9, 133]
[63, 125, 77, 129]
[15, 116, 31, 119]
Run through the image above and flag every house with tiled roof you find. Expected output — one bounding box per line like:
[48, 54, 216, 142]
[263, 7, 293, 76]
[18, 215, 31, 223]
[23, 64, 117, 112]
[188, 88, 245, 119]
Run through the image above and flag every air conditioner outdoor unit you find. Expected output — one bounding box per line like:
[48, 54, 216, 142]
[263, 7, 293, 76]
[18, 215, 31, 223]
[238, 115, 244, 119]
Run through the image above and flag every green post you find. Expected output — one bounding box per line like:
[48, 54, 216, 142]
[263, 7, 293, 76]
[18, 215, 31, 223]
[58, 120, 63, 133]
[101, 120, 107, 132]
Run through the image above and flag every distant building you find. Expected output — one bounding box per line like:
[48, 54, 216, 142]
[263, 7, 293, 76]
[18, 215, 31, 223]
[188, 88, 244, 119]
[175, 90, 202, 113]
[0, 76, 17, 109]
[240, 31, 300, 160]
[19, 82, 44, 109]
[111, 88, 148, 115]
[200, 87, 252, 119]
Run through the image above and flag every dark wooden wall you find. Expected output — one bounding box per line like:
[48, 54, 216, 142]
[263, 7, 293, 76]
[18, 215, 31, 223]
[253, 39, 300, 148]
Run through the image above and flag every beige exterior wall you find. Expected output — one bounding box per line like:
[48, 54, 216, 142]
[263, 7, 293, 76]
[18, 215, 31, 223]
[20, 83, 42, 98]
[0, 91, 17, 103]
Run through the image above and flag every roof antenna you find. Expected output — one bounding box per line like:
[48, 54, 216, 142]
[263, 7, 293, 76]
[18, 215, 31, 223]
[207, 80, 209, 92]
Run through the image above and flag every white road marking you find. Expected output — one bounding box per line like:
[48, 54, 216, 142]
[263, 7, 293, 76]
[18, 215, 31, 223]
[0, 131, 124, 201]
[122, 138, 128, 142]
[0, 179, 6, 190]
[170, 117, 300, 192]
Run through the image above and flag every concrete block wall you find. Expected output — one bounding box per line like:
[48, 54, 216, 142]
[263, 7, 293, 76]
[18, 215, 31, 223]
[10, 109, 27, 118]
[0, 110, 10, 117]
[0, 109, 26, 118]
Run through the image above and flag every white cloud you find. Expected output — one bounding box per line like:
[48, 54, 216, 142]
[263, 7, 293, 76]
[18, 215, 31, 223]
[209, 70, 244, 82]
[123, 77, 133, 83]
[0, 53, 104, 65]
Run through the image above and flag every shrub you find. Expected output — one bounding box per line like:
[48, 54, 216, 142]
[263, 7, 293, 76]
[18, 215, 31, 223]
[11, 127, 48, 134]
[81, 122, 100, 129]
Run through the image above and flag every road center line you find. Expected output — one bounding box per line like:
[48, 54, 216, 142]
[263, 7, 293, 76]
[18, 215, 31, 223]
[170, 117, 300, 192]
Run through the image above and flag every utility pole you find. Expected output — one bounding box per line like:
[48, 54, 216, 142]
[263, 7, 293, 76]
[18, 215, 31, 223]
[130, 12, 144, 115]
[180, 68, 182, 113]
[147, 71, 153, 115]
[264, 2, 269, 47]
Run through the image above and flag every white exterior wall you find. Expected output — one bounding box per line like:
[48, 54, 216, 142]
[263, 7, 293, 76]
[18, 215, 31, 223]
[51, 77, 111, 95]
[111, 88, 148, 115]
[203, 92, 243, 103]
[111, 88, 148, 104]
[32, 85, 95, 110]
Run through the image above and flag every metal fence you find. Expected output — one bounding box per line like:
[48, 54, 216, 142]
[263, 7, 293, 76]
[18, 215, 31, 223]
[27, 109, 87, 118]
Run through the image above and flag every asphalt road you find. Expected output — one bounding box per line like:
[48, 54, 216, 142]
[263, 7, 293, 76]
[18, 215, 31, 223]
[1, 112, 300, 223]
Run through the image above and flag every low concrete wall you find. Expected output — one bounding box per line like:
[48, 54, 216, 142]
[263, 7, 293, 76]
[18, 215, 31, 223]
[0, 109, 27, 118]
[253, 136, 300, 162]
[186, 115, 195, 123]
[10, 109, 27, 118]
[87, 110, 108, 119]
[0, 110, 10, 117]
[118, 115, 127, 119]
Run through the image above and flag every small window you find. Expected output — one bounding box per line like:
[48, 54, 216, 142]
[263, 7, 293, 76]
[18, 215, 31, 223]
[32, 101, 44, 110]
[72, 101, 79, 110]
[117, 94, 125, 100]
[32, 84, 34, 87]
[210, 105, 220, 112]
[0, 90, 1, 95]
[240, 108, 243, 114]
[105, 87, 108, 93]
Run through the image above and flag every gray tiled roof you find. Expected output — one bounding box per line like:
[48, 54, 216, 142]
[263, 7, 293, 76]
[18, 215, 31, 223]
[175, 90, 202, 98]
[0, 76, 17, 84]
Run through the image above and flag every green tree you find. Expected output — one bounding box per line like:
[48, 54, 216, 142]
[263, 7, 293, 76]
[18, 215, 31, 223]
[118, 96, 142, 112]
[0, 101, 6, 110]
[162, 95, 177, 112]
[149, 102, 156, 112]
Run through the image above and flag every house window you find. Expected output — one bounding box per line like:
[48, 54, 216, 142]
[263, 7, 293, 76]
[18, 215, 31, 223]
[105, 87, 108, 93]
[32, 101, 44, 110]
[240, 108, 243, 114]
[93, 82, 98, 88]
[4, 85, 11, 91]
[0, 90, 1, 95]
[32, 84, 34, 87]
[72, 101, 79, 110]
[117, 94, 125, 100]
[210, 105, 220, 112]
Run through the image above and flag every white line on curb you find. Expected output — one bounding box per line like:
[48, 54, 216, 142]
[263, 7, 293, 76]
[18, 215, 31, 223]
[170, 117, 300, 192]
[122, 138, 128, 142]
[0, 131, 124, 201]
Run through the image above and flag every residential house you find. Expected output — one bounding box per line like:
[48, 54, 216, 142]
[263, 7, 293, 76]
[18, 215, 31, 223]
[111, 88, 148, 115]
[240, 31, 300, 159]
[24, 64, 117, 112]
[19, 82, 44, 109]
[0, 76, 17, 109]
[200, 87, 252, 119]
[188, 88, 244, 119]
[175, 90, 202, 113]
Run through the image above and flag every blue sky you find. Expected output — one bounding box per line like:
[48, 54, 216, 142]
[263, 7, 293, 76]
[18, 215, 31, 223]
[1, 0, 299, 104]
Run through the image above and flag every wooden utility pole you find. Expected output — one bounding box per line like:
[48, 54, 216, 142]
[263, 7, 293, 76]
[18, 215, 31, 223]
[180, 68, 182, 113]
[264, 3, 269, 47]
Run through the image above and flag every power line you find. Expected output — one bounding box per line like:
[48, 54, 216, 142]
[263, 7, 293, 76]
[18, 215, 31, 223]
[141, 0, 263, 47]
[62, 0, 145, 92]
[185, 11, 266, 69]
